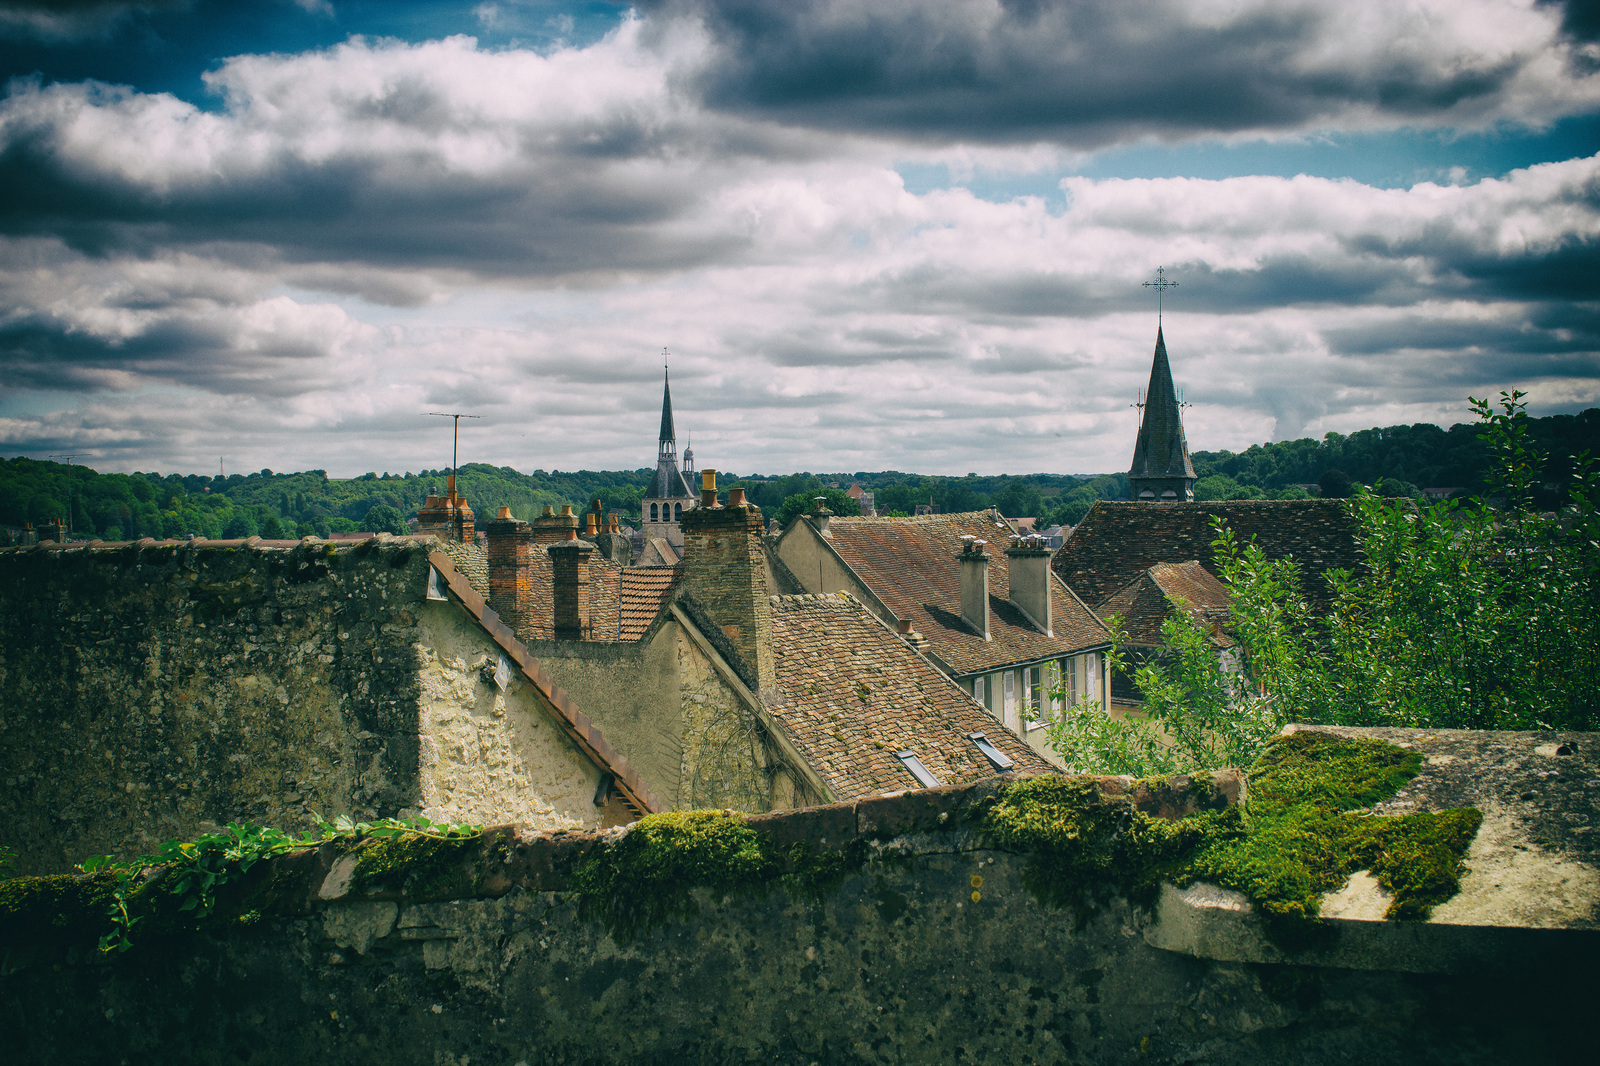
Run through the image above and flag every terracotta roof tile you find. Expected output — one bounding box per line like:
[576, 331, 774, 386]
[768, 593, 1055, 801]
[819, 512, 1111, 675]
[1054, 500, 1362, 614]
[1095, 560, 1233, 648]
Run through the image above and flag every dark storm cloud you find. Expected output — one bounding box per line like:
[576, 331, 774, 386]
[642, 0, 1573, 146]
[0, 94, 744, 283]
[0, 0, 191, 40]
[0, 302, 343, 395]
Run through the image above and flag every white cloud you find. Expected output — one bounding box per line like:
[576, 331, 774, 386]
[0, 6, 1595, 478]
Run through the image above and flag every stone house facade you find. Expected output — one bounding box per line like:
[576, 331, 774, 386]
[0, 535, 653, 876]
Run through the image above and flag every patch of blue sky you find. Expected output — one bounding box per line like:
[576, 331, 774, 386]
[0, 0, 629, 108]
[897, 115, 1600, 203]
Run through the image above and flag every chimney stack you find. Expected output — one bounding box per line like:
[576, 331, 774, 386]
[549, 531, 595, 640]
[959, 537, 991, 641]
[484, 507, 533, 637]
[681, 477, 775, 691]
[809, 496, 833, 536]
[1005, 535, 1053, 636]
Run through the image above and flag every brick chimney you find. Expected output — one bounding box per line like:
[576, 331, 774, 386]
[959, 536, 991, 641]
[531, 503, 580, 545]
[484, 506, 533, 637]
[549, 529, 595, 640]
[1005, 536, 1053, 636]
[680, 470, 775, 690]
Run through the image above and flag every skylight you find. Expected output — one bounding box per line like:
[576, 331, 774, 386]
[895, 750, 941, 789]
[968, 732, 1014, 772]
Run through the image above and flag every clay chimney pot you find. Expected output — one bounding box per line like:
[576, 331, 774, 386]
[563, 529, 577, 541]
[497, 506, 512, 520]
[729, 488, 746, 507]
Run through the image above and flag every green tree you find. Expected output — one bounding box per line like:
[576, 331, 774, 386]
[775, 489, 859, 530]
[1055, 392, 1600, 776]
[362, 504, 408, 535]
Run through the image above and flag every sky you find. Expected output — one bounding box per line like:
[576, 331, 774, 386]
[0, 0, 1597, 479]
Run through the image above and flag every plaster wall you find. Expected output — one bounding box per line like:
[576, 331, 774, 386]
[413, 603, 605, 832]
[775, 521, 863, 601]
[519, 623, 684, 808]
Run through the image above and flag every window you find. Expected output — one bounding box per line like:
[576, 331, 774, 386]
[1067, 657, 1079, 705]
[1003, 671, 1016, 729]
[650, 503, 659, 521]
[972, 675, 986, 707]
[968, 732, 1014, 772]
[1086, 653, 1099, 703]
[895, 750, 941, 789]
[1028, 667, 1042, 716]
[674, 503, 682, 521]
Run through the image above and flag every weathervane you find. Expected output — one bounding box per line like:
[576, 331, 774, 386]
[1143, 266, 1178, 322]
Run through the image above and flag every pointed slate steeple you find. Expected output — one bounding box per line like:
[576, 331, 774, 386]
[658, 369, 677, 447]
[1129, 326, 1197, 502]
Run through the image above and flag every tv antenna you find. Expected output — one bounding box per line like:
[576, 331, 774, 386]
[1143, 266, 1178, 322]
[48, 454, 77, 536]
[427, 412, 481, 494]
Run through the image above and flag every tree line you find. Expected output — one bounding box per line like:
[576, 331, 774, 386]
[2, 405, 1594, 543]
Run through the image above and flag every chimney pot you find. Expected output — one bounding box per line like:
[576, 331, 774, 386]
[897, 619, 912, 634]
[701, 468, 718, 508]
[728, 487, 746, 507]
[497, 506, 512, 520]
[563, 528, 577, 541]
[560, 504, 574, 517]
[541, 505, 554, 517]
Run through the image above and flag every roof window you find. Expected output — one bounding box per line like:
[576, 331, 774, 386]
[895, 750, 941, 789]
[968, 732, 1015, 772]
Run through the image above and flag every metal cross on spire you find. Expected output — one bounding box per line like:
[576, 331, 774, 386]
[1143, 266, 1178, 321]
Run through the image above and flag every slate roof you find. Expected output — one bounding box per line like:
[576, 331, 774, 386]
[1054, 499, 1362, 614]
[1129, 326, 1197, 482]
[1095, 561, 1233, 649]
[767, 593, 1055, 800]
[814, 511, 1112, 676]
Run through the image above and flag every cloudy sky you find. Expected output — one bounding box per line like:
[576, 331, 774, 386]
[1, 0, 1597, 478]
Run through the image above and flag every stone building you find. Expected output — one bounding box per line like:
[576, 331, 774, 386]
[1053, 498, 1364, 615]
[0, 535, 655, 876]
[1129, 326, 1197, 502]
[774, 507, 1113, 767]
[458, 478, 1052, 809]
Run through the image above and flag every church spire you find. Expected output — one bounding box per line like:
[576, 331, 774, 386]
[659, 364, 676, 446]
[1129, 315, 1197, 501]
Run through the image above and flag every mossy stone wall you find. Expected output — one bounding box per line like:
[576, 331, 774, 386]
[0, 538, 429, 874]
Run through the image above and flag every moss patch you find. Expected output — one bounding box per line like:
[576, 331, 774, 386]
[569, 810, 869, 944]
[978, 776, 1228, 915]
[0, 873, 119, 947]
[352, 834, 479, 900]
[1189, 732, 1481, 941]
[974, 733, 1481, 947]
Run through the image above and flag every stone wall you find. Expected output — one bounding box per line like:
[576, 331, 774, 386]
[0, 757, 1590, 1066]
[0, 537, 430, 875]
[414, 602, 609, 832]
[0, 537, 617, 875]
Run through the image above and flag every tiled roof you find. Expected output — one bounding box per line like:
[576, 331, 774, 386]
[1095, 561, 1233, 649]
[817, 512, 1111, 675]
[1054, 500, 1362, 613]
[618, 567, 683, 641]
[767, 593, 1055, 800]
